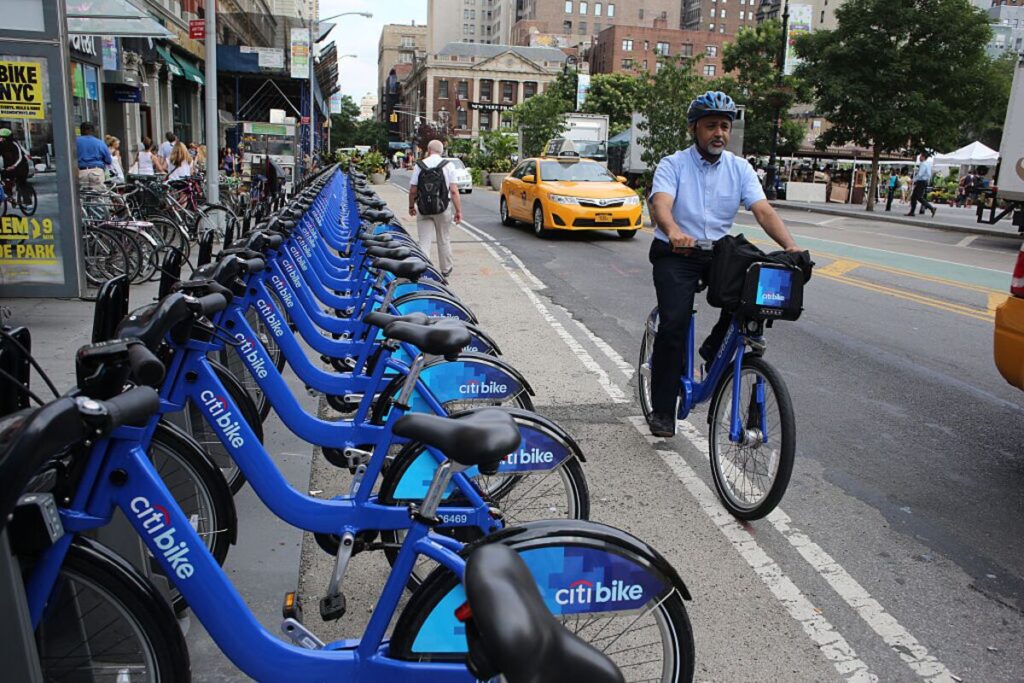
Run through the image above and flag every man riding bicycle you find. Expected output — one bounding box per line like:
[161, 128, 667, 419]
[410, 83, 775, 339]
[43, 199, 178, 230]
[646, 91, 801, 438]
[0, 127, 30, 199]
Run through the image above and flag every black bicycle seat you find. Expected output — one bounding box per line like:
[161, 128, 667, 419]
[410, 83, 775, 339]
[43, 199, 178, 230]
[382, 317, 470, 358]
[371, 257, 428, 281]
[392, 408, 520, 470]
[366, 245, 410, 260]
[362, 310, 430, 329]
[462, 543, 625, 683]
[362, 209, 395, 224]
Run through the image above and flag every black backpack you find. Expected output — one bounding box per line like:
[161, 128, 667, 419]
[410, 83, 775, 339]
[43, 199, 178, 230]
[415, 159, 451, 215]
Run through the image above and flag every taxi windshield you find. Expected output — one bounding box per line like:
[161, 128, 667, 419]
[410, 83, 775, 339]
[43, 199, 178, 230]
[539, 161, 616, 182]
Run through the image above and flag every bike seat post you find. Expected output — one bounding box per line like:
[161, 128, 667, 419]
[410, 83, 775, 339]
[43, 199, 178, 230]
[395, 353, 436, 408]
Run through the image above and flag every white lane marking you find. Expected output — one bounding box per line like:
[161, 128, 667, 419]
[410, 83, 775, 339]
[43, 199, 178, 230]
[624, 419, 876, 682]
[768, 509, 958, 682]
[817, 217, 845, 226]
[458, 219, 629, 403]
[570, 316, 635, 379]
[955, 235, 978, 248]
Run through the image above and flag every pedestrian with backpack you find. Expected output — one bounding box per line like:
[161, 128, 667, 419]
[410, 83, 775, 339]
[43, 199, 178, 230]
[408, 139, 462, 277]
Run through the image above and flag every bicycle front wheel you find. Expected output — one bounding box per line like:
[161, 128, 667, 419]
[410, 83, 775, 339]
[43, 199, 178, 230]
[638, 316, 656, 420]
[707, 355, 795, 520]
[33, 539, 191, 682]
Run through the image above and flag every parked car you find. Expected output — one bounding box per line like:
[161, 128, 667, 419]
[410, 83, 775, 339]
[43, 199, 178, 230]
[443, 157, 473, 194]
[994, 241, 1024, 390]
[499, 152, 642, 239]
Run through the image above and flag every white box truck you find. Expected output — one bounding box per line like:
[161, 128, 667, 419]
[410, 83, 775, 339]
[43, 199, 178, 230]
[562, 113, 609, 162]
[979, 56, 1024, 232]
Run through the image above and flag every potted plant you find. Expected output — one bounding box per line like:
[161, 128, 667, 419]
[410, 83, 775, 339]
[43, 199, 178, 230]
[360, 151, 387, 184]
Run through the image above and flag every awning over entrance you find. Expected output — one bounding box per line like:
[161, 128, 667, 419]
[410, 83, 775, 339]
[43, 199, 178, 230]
[154, 44, 185, 78]
[66, 0, 174, 38]
[153, 44, 204, 85]
[174, 54, 205, 86]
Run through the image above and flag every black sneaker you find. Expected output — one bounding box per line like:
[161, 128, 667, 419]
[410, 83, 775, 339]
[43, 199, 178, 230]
[648, 413, 676, 438]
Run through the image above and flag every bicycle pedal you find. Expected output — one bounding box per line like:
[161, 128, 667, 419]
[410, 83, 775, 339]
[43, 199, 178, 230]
[319, 592, 347, 622]
[282, 591, 304, 622]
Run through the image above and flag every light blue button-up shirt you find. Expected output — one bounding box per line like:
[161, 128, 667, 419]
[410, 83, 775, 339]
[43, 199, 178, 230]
[914, 158, 933, 183]
[649, 146, 766, 242]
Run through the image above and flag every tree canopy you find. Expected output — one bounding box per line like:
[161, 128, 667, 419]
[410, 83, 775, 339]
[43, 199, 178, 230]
[637, 54, 704, 172]
[581, 72, 648, 136]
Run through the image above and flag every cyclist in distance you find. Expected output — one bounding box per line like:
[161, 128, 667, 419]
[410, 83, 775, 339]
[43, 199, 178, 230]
[646, 91, 802, 438]
[0, 127, 31, 197]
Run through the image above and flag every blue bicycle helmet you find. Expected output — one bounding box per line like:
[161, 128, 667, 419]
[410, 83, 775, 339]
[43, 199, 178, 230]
[686, 91, 737, 125]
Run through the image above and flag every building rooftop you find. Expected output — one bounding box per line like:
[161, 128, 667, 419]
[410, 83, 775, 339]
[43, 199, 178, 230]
[436, 42, 567, 63]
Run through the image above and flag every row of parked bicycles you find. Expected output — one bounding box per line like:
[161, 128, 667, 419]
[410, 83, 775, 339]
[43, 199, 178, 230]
[1, 164, 696, 682]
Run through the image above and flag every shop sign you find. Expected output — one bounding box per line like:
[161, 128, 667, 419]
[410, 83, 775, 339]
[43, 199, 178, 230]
[245, 122, 290, 136]
[69, 35, 102, 66]
[110, 84, 140, 103]
[240, 46, 284, 69]
[101, 37, 118, 71]
[290, 28, 310, 79]
[0, 61, 43, 119]
[468, 102, 514, 112]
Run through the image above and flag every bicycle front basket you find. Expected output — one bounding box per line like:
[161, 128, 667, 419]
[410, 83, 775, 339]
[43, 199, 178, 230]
[739, 262, 804, 322]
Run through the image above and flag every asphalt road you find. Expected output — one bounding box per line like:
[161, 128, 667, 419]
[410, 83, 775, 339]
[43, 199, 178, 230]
[392, 170, 1024, 682]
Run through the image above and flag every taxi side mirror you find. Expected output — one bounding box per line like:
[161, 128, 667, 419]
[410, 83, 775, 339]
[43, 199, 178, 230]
[616, 175, 627, 184]
[522, 174, 536, 184]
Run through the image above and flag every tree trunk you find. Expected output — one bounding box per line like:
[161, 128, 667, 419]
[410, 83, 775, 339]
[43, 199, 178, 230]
[865, 145, 881, 212]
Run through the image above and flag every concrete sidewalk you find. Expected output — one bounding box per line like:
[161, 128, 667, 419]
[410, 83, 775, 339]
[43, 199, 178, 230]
[773, 198, 1021, 239]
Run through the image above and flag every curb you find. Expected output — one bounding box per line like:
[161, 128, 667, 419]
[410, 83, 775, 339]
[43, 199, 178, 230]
[770, 201, 1021, 240]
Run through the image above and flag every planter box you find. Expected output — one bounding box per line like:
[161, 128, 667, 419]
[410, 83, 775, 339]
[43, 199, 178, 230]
[370, 172, 386, 185]
[488, 173, 508, 191]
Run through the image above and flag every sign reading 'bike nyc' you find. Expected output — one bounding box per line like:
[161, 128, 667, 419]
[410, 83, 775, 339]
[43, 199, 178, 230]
[0, 61, 43, 119]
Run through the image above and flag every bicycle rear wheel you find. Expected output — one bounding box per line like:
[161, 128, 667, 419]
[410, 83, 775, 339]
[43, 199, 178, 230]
[33, 539, 190, 682]
[707, 355, 795, 520]
[82, 227, 130, 286]
[18, 184, 36, 216]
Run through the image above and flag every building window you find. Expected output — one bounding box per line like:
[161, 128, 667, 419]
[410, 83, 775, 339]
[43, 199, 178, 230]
[720, 25, 725, 32]
[607, 3, 614, 17]
[579, 20, 587, 34]
[739, 10, 744, 19]
[580, 1, 588, 13]
[655, 61, 663, 72]
[439, 79, 449, 98]
[680, 43, 693, 55]
[399, 52, 413, 63]
[595, 22, 602, 32]
[565, 0, 573, 12]
[704, 64, 716, 76]
[481, 79, 492, 101]
[638, 8, 644, 19]
[820, 10, 825, 22]
[563, 20, 572, 32]
[458, 80, 468, 99]
[710, 8, 716, 17]
[709, 23, 715, 30]
[595, 2, 602, 15]
[643, 59, 648, 69]
[480, 110, 492, 130]
[524, 81, 537, 98]
[458, 108, 468, 128]
[720, 9, 726, 17]
[621, 57, 633, 69]
[503, 81, 514, 101]
[643, 40, 649, 50]
[656, 41, 669, 55]
[706, 45, 718, 56]
[401, 36, 415, 47]
[622, 38, 633, 50]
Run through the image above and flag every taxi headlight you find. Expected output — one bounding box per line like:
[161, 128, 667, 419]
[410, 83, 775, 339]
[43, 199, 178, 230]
[548, 194, 580, 205]
[623, 195, 641, 206]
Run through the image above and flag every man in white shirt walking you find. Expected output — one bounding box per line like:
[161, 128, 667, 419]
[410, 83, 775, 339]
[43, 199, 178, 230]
[158, 131, 176, 164]
[408, 139, 462, 277]
[908, 152, 937, 217]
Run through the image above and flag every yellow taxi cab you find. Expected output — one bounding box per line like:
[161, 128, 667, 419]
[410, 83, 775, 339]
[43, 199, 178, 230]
[499, 143, 643, 239]
[994, 240, 1024, 390]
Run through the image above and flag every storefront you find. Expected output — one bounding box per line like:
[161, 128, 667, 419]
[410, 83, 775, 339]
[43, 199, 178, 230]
[69, 34, 103, 134]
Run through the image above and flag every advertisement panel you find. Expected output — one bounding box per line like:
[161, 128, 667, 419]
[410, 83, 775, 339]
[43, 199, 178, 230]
[0, 60, 44, 119]
[290, 28, 310, 79]
[784, 4, 813, 75]
[575, 72, 591, 111]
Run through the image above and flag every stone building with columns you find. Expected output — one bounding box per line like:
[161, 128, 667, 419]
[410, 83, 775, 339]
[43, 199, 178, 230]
[400, 42, 567, 143]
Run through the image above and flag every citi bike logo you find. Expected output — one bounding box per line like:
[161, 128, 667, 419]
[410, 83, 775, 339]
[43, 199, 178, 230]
[503, 447, 553, 466]
[283, 259, 303, 289]
[234, 334, 268, 378]
[270, 274, 296, 309]
[761, 292, 786, 302]
[200, 390, 246, 448]
[458, 379, 508, 396]
[554, 579, 644, 606]
[131, 497, 195, 580]
[257, 298, 285, 338]
[288, 246, 307, 271]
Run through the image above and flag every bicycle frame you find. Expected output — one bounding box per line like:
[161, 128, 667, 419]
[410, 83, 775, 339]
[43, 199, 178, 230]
[24, 432, 475, 681]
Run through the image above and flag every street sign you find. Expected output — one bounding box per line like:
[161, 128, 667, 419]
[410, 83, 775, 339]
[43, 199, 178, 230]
[189, 19, 205, 40]
[301, 116, 310, 125]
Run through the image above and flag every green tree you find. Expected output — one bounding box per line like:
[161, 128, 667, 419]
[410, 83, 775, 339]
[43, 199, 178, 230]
[509, 91, 572, 158]
[794, 0, 994, 210]
[328, 95, 361, 150]
[581, 72, 647, 135]
[722, 21, 807, 157]
[637, 54, 703, 173]
[960, 52, 1017, 150]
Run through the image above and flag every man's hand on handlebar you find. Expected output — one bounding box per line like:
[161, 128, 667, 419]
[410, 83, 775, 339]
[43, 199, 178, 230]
[666, 228, 696, 251]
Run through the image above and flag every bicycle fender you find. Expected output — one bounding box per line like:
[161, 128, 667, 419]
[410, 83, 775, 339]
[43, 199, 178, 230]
[392, 291, 478, 324]
[389, 519, 690, 659]
[408, 353, 535, 413]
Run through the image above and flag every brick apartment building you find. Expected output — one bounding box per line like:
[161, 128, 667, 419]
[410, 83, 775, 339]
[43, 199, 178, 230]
[682, 0, 761, 35]
[590, 22, 727, 78]
[511, 0, 683, 47]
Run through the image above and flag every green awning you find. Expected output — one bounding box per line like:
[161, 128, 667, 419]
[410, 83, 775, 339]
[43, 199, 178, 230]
[174, 55, 206, 86]
[154, 44, 184, 78]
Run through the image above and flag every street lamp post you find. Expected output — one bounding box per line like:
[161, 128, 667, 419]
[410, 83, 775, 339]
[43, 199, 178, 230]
[308, 11, 371, 176]
[763, 0, 790, 201]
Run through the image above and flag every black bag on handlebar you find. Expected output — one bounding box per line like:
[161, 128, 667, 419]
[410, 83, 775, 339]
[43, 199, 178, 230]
[706, 233, 813, 317]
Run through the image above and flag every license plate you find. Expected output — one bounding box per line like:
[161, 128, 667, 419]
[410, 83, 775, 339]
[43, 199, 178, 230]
[595, 213, 613, 223]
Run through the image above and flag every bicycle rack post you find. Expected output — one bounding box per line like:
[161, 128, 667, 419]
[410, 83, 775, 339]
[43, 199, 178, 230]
[241, 211, 252, 238]
[196, 230, 215, 267]
[223, 219, 235, 247]
[158, 250, 183, 299]
[90, 275, 130, 343]
[0, 531, 43, 682]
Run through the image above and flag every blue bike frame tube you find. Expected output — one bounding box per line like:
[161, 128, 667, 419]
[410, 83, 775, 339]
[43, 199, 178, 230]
[729, 340, 747, 443]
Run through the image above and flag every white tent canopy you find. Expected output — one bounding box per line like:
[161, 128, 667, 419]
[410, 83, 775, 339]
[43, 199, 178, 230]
[933, 141, 999, 166]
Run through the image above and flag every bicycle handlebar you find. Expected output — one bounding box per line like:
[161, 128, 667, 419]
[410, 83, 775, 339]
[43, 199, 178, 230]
[127, 343, 165, 387]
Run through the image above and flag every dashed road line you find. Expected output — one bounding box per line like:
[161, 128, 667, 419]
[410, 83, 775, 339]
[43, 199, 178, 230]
[956, 235, 979, 247]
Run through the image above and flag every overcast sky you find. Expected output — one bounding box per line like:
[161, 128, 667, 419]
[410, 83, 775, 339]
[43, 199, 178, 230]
[318, 0, 428, 105]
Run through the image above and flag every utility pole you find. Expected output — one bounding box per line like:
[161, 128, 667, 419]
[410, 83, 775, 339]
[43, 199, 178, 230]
[204, 0, 218, 209]
[763, 0, 790, 201]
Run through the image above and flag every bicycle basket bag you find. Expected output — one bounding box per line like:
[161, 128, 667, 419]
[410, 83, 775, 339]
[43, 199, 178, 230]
[739, 262, 804, 321]
[415, 160, 450, 216]
[706, 233, 766, 311]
